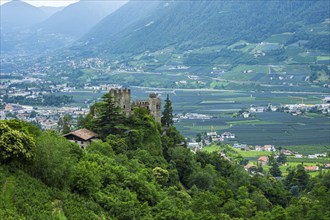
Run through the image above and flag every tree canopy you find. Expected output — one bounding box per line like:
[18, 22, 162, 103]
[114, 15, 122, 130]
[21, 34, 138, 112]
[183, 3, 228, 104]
[0, 121, 36, 165]
[0, 110, 329, 219]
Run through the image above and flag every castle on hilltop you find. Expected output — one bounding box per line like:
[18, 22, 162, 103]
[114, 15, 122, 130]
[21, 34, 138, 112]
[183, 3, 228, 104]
[109, 88, 161, 123]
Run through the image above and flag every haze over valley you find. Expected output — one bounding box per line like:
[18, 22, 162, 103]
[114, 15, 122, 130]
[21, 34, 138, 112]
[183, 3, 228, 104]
[1, 1, 330, 219]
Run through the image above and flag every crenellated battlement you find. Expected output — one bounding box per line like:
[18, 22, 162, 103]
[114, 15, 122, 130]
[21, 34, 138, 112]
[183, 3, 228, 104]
[133, 100, 149, 105]
[109, 88, 131, 95]
[149, 93, 157, 98]
[109, 88, 161, 123]
[109, 88, 131, 115]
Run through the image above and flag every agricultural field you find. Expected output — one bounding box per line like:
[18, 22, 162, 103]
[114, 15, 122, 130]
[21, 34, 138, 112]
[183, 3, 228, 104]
[265, 32, 294, 44]
[180, 113, 330, 146]
[283, 145, 330, 156]
[160, 89, 330, 147]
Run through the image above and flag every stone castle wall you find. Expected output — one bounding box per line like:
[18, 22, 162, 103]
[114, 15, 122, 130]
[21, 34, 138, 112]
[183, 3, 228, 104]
[109, 88, 131, 116]
[109, 88, 161, 123]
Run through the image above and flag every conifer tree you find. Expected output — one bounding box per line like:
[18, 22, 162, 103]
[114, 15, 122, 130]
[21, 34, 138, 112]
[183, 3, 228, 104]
[161, 94, 173, 127]
[270, 162, 282, 177]
[94, 93, 123, 139]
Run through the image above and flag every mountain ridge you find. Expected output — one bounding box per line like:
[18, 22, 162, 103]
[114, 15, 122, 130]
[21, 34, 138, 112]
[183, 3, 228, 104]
[37, 0, 127, 37]
[0, 0, 49, 31]
[0, 0, 127, 56]
[78, 0, 330, 56]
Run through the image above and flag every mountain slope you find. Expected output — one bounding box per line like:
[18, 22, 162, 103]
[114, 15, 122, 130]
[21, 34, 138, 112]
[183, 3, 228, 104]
[0, 1, 127, 56]
[79, 0, 330, 55]
[0, 0, 48, 32]
[39, 6, 64, 16]
[81, 1, 164, 44]
[37, 0, 127, 37]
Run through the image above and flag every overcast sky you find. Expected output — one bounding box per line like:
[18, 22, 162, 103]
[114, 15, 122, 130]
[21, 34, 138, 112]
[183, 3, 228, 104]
[0, 0, 79, 7]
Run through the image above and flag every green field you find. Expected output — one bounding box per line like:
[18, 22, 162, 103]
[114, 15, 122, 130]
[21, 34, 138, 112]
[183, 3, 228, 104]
[265, 33, 294, 44]
[201, 145, 223, 153]
[225, 119, 279, 125]
[283, 145, 330, 155]
[175, 111, 330, 147]
[317, 56, 330, 61]
[234, 149, 272, 159]
[286, 157, 329, 163]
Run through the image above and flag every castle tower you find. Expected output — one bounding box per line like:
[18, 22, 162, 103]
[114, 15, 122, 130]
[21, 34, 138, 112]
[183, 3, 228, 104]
[109, 88, 131, 116]
[148, 93, 161, 123]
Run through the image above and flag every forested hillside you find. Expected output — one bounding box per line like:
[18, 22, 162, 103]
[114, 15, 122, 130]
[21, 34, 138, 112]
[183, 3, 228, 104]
[79, 0, 329, 55]
[1, 94, 329, 219]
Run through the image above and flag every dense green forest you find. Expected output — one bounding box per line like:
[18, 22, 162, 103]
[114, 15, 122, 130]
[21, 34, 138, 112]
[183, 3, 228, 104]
[1, 94, 330, 219]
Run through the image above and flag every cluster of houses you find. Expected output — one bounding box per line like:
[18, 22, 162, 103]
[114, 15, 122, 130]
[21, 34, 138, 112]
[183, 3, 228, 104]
[233, 143, 276, 152]
[244, 156, 330, 173]
[187, 131, 236, 152]
[0, 72, 131, 130]
[1, 103, 89, 130]
[188, 129, 281, 154]
[294, 153, 327, 159]
[206, 131, 235, 142]
[174, 113, 214, 121]
[242, 148, 330, 174]
[67, 57, 105, 69]
[255, 145, 276, 151]
[283, 103, 330, 116]
[239, 101, 330, 118]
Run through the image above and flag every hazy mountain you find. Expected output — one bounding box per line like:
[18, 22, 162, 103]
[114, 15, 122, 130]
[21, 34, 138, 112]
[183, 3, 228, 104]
[0, 0, 48, 32]
[39, 6, 64, 17]
[81, 1, 164, 44]
[0, 0, 126, 56]
[37, 0, 127, 38]
[79, 0, 330, 55]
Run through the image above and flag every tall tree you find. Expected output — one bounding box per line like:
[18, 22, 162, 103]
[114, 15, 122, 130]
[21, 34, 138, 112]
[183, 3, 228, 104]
[276, 153, 287, 164]
[161, 94, 173, 127]
[94, 93, 123, 139]
[269, 162, 282, 177]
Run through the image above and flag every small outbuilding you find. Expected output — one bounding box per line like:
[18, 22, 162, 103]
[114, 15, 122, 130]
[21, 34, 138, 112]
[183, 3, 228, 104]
[64, 128, 97, 149]
[258, 156, 269, 166]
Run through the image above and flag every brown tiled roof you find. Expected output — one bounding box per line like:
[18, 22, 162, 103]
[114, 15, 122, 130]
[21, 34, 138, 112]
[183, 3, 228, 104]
[258, 156, 269, 162]
[64, 128, 97, 141]
[304, 166, 319, 171]
[244, 164, 256, 169]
